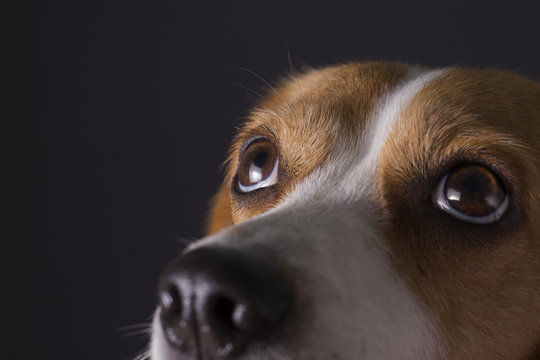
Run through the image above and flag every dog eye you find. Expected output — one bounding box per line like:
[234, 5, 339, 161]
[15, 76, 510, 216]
[237, 139, 279, 192]
[432, 165, 509, 224]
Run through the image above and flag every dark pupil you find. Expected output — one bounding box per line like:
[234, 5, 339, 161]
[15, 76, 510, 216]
[462, 177, 479, 194]
[253, 152, 268, 169]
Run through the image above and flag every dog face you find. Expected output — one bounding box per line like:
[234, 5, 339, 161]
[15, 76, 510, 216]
[151, 62, 540, 360]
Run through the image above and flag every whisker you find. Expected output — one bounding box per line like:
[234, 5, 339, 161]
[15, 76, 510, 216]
[117, 323, 153, 332]
[122, 328, 152, 338]
[132, 349, 150, 360]
[148, 309, 159, 321]
[229, 82, 272, 103]
[238, 66, 285, 103]
[117, 322, 153, 339]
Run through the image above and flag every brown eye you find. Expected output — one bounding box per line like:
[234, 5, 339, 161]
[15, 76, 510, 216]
[237, 139, 279, 192]
[433, 165, 509, 224]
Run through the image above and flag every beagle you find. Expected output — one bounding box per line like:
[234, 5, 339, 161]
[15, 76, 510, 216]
[150, 62, 540, 360]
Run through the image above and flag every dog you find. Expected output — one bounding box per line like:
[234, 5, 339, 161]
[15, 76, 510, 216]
[149, 62, 540, 360]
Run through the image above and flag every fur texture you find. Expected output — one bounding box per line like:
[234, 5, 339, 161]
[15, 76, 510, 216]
[151, 62, 540, 360]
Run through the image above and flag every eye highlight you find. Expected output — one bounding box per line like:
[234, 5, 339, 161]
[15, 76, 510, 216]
[432, 165, 509, 224]
[237, 138, 279, 193]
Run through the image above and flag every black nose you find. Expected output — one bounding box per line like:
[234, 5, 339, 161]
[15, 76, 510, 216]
[157, 247, 293, 358]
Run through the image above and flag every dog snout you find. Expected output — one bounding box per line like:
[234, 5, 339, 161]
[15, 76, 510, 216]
[157, 246, 293, 358]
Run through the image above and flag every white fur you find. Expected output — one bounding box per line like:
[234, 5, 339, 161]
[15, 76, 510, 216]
[151, 68, 446, 359]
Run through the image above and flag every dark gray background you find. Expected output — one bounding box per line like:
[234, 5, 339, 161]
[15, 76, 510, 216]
[10, 0, 540, 359]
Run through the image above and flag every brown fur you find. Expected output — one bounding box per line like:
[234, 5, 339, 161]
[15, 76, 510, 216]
[207, 62, 408, 229]
[380, 68, 540, 359]
[206, 62, 540, 359]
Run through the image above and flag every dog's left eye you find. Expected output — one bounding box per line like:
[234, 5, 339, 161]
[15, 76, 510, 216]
[237, 138, 279, 192]
[432, 165, 509, 224]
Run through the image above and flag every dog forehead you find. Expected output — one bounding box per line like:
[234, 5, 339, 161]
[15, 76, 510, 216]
[384, 67, 540, 157]
[274, 67, 447, 205]
[381, 68, 540, 214]
[232, 63, 411, 182]
[225, 63, 412, 222]
[247, 62, 409, 143]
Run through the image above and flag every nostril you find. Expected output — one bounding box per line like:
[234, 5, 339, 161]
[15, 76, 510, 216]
[231, 299, 288, 333]
[212, 296, 236, 330]
[207, 292, 289, 335]
[203, 295, 249, 357]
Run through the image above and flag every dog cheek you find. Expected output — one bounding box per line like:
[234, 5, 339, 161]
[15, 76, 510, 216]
[205, 185, 234, 235]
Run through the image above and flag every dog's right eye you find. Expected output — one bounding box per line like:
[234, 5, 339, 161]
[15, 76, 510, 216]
[237, 139, 279, 193]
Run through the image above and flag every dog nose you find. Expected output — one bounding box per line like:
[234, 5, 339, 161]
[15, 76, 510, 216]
[157, 247, 293, 358]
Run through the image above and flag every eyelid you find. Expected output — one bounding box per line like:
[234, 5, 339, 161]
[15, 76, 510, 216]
[238, 135, 272, 160]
